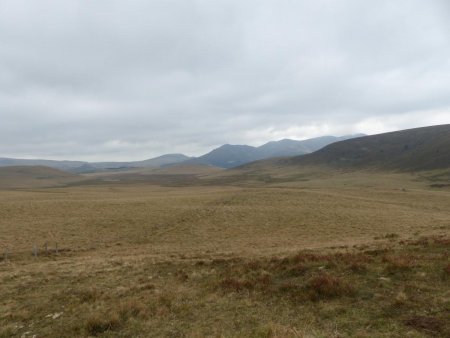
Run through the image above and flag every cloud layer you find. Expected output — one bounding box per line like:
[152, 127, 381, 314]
[1, 0, 449, 160]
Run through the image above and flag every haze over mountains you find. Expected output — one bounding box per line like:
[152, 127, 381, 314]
[0, 134, 363, 172]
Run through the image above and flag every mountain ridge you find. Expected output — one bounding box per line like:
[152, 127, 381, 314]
[0, 134, 364, 171]
[188, 134, 364, 168]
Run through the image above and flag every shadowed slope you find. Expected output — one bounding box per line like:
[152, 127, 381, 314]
[284, 124, 450, 171]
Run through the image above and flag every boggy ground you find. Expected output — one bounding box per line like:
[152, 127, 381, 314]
[0, 172, 449, 337]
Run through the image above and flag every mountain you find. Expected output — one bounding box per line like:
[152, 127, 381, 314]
[188, 134, 364, 168]
[188, 144, 262, 168]
[257, 135, 365, 159]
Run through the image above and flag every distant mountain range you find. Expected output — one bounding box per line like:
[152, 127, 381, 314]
[1, 125, 449, 189]
[0, 134, 364, 172]
[0, 154, 192, 173]
[186, 134, 364, 168]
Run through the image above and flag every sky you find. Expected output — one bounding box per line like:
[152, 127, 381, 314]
[1, 0, 449, 161]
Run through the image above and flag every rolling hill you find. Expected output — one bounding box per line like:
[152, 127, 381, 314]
[0, 166, 82, 189]
[0, 154, 192, 173]
[0, 158, 86, 171]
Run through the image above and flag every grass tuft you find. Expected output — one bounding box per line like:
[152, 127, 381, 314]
[444, 263, 450, 275]
[75, 287, 102, 303]
[404, 316, 448, 336]
[219, 277, 255, 292]
[117, 299, 147, 320]
[382, 255, 416, 274]
[307, 273, 354, 300]
[85, 312, 122, 336]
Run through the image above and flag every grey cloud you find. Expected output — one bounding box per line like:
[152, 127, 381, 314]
[0, 0, 449, 161]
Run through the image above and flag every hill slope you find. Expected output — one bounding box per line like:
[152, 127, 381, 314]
[281, 124, 450, 171]
[0, 158, 86, 171]
[0, 166, 81, 189]
[132, 154, 192, 168]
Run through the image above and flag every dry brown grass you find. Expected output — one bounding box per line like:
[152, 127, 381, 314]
[0, 172, 449, 337]
[306, 273, 354, 300]
[0, 234, 449, 337]
[85, 312, 122, 336]
[1, 171, 449, 260]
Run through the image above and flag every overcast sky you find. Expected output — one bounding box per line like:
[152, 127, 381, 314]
[1, 0, 449, 161]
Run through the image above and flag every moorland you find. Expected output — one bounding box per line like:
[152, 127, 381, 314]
[0, 125, 449, 337]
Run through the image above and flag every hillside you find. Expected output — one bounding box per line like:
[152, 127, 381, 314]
[0, 166, 81, 189]
[283, 124, 450, 171]
[149, 163, 223, 175]
[132, 154, 192, 168]
[0, 158, 86, 171]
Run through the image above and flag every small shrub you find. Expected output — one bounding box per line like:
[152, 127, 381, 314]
[134, 282, 155, 291]
[219, 277, 254, 292]
[285, 263, 307, 277]
[75, 287, 102, 303]
[444, 264, 450, 276]
[382, 255, 416, 273]
[307, 273, 354, 300]
[245, 260, 263, 270]
[384, 233, 399, 239]
[175, 269, 189, 282]
[85, 313, 121, 336]
[349, 262, 367, 273]
[118, 299, 147, 320]
[432, 237, 450, 246]
[157, 293, 174, 309]
[405, 316, 446, 336]
[0, 324, 16, 338]
[277, 281, 301, 294]
[392, 291, 408, 308]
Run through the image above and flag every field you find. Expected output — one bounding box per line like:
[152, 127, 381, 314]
[0, 171, 449, 337]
